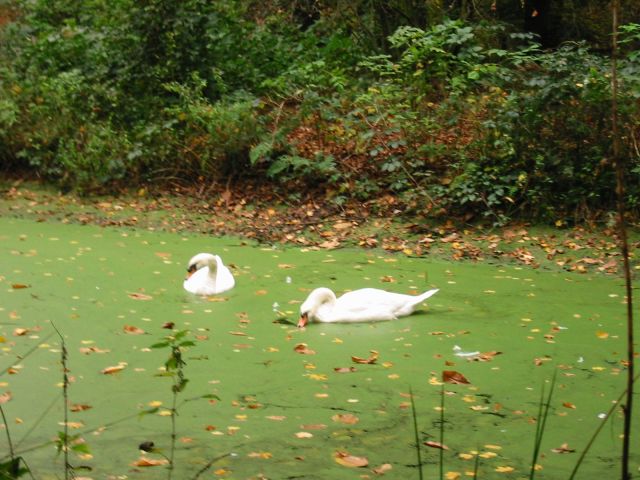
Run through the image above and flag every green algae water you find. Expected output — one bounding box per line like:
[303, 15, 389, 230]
[0, 217, 637, 479]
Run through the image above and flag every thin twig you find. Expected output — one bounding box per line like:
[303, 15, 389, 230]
[569, 373, 640, 479]
[439, 383, 445, 480]
[51, 322, 70, 480]
[529, 369, 557, 479]
[0, 404, 15, 463]
[611, 3, 635, 479]
[408, 386, 423, 480]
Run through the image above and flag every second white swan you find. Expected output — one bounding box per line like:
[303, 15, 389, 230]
[183, 253, 235, 295]
[298, 287, 439, 327]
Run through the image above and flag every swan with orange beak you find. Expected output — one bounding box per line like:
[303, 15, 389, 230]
[298, 287, 438, 327]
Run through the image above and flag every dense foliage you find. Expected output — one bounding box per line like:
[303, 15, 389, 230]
[0, 0, 639, 223]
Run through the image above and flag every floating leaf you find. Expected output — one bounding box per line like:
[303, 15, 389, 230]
[294, 343, 316, 355]
[13, 328, 29, 336]
[248, 451, 273, 459]
[162, 322, 175, 329]
[334, 367, 357, 373]
[424, 441, 449, 450]
[131, 457, 169, 467]
[442, 370, 470, 384]
[11, 284, 29, 289]
[70, 403, 92, 412]
[295, 431, 313, 438]
[372, 463, 393, 475]
[332, 413, 359, 425]
[445, 472, 461, 480]
[495, 466, 515, 473]
[352, 350, 379, 364]
[334, 451, 368, 468]
[101, 364, 125, 375]
[0, 392, 12, 404]
[300, 424, 327, 430]
[128, 292, 153, 301]
[551, 443, 575, 454]
[123, 325, 145, 335]
[562, 402, 576, 409]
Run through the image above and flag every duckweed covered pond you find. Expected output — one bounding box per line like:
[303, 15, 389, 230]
[1, 217, 638, 479]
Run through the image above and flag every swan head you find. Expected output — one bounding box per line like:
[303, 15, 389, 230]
[298, 288, 336, 328]
[186, 253, 218, 279]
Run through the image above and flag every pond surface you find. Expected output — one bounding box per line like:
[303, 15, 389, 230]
[0, 217, 637, 479]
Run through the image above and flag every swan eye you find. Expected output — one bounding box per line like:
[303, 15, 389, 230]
[187, 265, 197, 274]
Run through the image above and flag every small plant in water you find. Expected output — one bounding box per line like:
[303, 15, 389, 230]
[150, 329, 219, 479]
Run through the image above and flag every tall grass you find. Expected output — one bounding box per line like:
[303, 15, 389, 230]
[529, 370, 557, 479]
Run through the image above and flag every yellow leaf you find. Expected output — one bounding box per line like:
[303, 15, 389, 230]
[495, 466, 515, 473]
[334, 451, 368, 468]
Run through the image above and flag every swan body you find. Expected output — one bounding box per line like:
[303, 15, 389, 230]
[183, 253, 235, 295]
[298, 287, 439, 327]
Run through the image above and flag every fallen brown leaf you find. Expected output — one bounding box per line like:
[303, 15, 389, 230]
[123, 325, 145, 335]
[70, 403, 92, 412]
[131, 457, 169, 467]
[334, 367, 357, 373]
[11, 284, 29, 289]
[127, 292, 153, 301]
[424, 441, 449, 450]
[551, 443, 576, 454]
[294, 343, 316, 355]
[372, 463, 393, 475]
[352, 350, 379, 364]
[442, 370, 470, 384]
[101, 364, 125, 375]
[334, 451, 368, 468]
[332, 413, 359, 425]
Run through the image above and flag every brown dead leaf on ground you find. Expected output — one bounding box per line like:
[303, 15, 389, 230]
[334, 451, 369, 468]
[442, 370, 470, 384]
[319, 239, 341, 249]
[352, 350, 379, 364]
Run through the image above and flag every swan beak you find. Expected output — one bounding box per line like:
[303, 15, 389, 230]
[185, 265, 196, 280]
[297, 313, 309, 328]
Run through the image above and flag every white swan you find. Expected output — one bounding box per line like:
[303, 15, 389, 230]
[183, 253, 235, 295]
[298, 287, 439, 327]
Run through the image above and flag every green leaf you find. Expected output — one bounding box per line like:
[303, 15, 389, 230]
[201, 394, 221, 401]
[150, 341, 170, 349]
[138, 407, 160, 418]
[72, 443, 91, 454]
